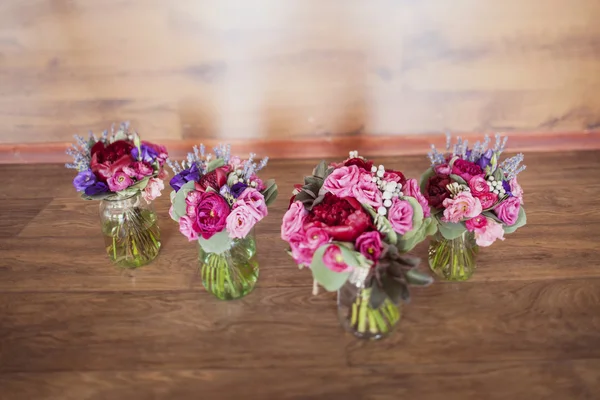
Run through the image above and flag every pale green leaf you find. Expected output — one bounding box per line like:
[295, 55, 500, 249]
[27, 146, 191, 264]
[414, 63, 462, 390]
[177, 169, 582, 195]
[503, 206, 527, 234]
[419, 167, 435, 194]
[398, 197, 425, 242]
[172, 180, 196, 221]
[362, 204, 397, 245]
[450, 174, 467, 185]
[405, 269, 433, 286]
[309, 244, 358, 292]
[437, 217, 467, 240]
[206, 158, 225, 173]
[198, 230, 233, 254]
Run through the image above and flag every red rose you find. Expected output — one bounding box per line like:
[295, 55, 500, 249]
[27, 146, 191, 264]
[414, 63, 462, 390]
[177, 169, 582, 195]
[383, 169, 407, 186]
[452, 159, 483, 182]
[305, 193, 372, 242]
[90, 140, 135, 182]
[194, 166, 230, 192]
[344, 157, 373, 171]
[425, 174, 451, 208]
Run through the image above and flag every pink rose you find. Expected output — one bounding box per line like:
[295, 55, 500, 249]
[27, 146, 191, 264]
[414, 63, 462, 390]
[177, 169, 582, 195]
[179, 215, 199, 241]
[185, 190, 203, 219]
[226, 202, 259, 239]
[474, 217, 505, 247]
[322, 165, 362, 198]
[142, 177, 164, 202]
[469, 175, 489, 197]
[237, 188, 267, 218]
[403, 178, 431, 218]
[452, 159, 483, 182]
[351, 172, 383, 208]
[441, 192, 482, 223]
[435, 164, 451, 176]
[465, 214, 487, 234]
[478, 192, 498, 209]
[281, 201, 308, 241]
[388, 198, 414, 235]
[305, 226, 330, 250]
[323, 245, 352, 273]
[355, 231, 382, 263]
[510, 178, 524, 204]
[289, 234, 314, 266]
[107, 171, 133, 192]
[494, 196, 520, 226]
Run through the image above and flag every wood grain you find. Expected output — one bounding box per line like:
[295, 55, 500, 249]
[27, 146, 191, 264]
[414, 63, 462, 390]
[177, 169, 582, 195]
[0, 151, 600, 398]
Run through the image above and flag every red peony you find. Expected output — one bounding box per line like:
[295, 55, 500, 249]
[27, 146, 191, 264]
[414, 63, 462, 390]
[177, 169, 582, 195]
[452, 159, 484, 182]
[304, 193, 372, 242]
[90, 140, 135, 182]
[383, 169, 407, 186]
[194, 166, 230, 192]
[344, 157, 373, 171]
[425, 174, 451, 208]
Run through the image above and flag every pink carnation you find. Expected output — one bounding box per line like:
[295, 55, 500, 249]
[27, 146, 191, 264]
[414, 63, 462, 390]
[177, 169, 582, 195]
[403, 178, 431, 218]
[441, 192, 482, 223]
[494, 196, 521, 226]
[510, 178, 524, 204]
[351, 172, 383, 208]
[142, 177, 164, 202]
[323, 245, 352, 273]
[281, 201, 308, 241]
[237, 188, 268, 218]
[179, 215, 199, 241]
[322, 165, 362, 198]
[474, 217, 505, 247]
[226, 202, 259, 239]
[388, 198, 414, 235]
[465, 214, 487, 234]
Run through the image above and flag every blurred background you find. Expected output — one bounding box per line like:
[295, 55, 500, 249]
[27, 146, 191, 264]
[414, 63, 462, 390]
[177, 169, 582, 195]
[1, 0, 599, 160]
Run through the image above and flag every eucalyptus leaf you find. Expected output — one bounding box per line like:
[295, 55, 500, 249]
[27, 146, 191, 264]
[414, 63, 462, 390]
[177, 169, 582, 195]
[263, 181, 278, 206]
[128, 176, 150, 191]
[381, 275, 410, 305]
[198, 231, 233, 254]
[450, 174, 467, 186]
[482, 211, 503, 224]
[368, 283, 388, 309]
[419, 167, 436, 194]
[397, 197, 425, 242]
[405, 269, 434, 286]
[170, 190, 176, 203]
[437, 218, 467, 240]
[503, 206, 527, 234]
[493, 167, 504, 182]
[313, 161, 327, 178]
[206, 158, 225, 173]
[362, 204, 398, 245]
[397, 217, 436, 253]
[116, 188, 139, 198]
[172, 180, 196, 221]
[309, 244, 352, 292]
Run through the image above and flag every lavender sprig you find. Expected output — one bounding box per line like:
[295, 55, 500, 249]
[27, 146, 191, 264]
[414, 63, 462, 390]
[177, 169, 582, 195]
[500, 153, 526, 180]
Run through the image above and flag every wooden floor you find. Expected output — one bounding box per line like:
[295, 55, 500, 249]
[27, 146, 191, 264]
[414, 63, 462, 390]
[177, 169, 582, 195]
[1, 151, 600, 399]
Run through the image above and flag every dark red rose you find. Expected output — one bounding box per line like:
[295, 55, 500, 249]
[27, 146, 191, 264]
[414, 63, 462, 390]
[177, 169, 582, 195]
[305, 193, 372, 242]
[425, 174, 451, 208]
[194, 166, 230, 192]
[452, 159, 483, 182]
[90, 140, 135, 182]
[344, 157, 373, 171]
[383, 169, 407, 186]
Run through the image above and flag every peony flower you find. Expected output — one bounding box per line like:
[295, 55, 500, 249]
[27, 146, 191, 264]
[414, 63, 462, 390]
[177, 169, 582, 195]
[510, 178, 524, 204]
[355, 231, 382, 263]
[305, 193, 371, 242]
[351, 172, 383, 208]
[452, 159, 484, 182]
[494, 196, 521, 226]
[323, 245, 352, 273]
[469, 175, 489, 197]
[73, 170, 97, 191]
[322, 165, 362, 198]
[434, 164, 451, 176]
[403, 178, 431, 218]
[387, 198, 414, 235]
[107, 171, 134, 192]
[281, 201, 308, 241]
[465, 214, 488, 234]
[237, 188, 268, 218]
[478, 192, 498, 209]
[474, 217, 505, 247]
[191, 192, 230, 239]
[195, 166, 230, 193]
[441, 192, 483, 223]
[142, 177, 164, 202]
[425, 174, 451, 208]
[179, 215, 199, 241]
[90, 140, 135, 181]
[226, 202, 259, 239]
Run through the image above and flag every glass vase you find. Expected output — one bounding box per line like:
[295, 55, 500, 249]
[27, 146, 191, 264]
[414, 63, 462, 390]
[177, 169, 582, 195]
[198, 230, 259, 300]
[428, 231, 479, 281]
[337, 272, 401, 340]
[99, 193, 161, 268]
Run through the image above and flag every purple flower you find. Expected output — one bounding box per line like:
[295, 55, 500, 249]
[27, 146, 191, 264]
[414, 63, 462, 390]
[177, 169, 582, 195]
[476, 149, 493, 170]
[502, 180, 512, 196]
[169, 163, 202, 192]
[73, 170, 97, 191]
[230, 182, 248, 198]
[131, 144, 159, 164]
[84, 182, 109, 196]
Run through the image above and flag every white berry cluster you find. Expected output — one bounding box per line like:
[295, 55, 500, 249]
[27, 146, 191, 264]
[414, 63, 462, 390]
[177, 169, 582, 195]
[371, 164, 402, 216]
[487, 176, 505, 195]
[231, 169, 258, 188]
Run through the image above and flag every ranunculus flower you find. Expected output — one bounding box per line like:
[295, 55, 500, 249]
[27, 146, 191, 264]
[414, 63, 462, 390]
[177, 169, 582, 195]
[452, 159, 484, 182]
[322, 165, 362, 198]
[281, 201, 308, 241]
[494, 196, 520, 226]
[191, 192, 230, 239]
[465, 214, 488, 234]
[403, 178, 431, 218]
[237, 188, 268, 218]
[383, 169, 407, 186]
[469, 175, 489, 197]
[510, 178, 524, 204]
[355, 231, 382, 263]
[195, 166, 230, 192]
[425, 174, 451, 208]
[142, 177, 164, 202]
[442, 192, 482, 223]
[344, 157, 373, 171]
[323, 245, 352, 273]
[90, 140, 135, 181]
[304, 193, 371, 242]
[305, 226, 330, 250]
[107, 171, 134, 192]
[226, 202, 259, 239]
[351, 172, 383, 208]
[179, 215, 199, 241]
[73, 170, 97, 191]
[474, 217, 505, 247]
[478, 192, 498, 209]
[84, 181, 108, 196]
[387, 198, 414, 235]
[434, 164, 451, 175]
[476, 149, 493, 170]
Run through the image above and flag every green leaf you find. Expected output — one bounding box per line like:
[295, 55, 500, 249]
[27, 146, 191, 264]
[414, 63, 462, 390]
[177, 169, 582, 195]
[368, 284, 388, 309]
[198, 231, 233, 254]
[128, 176, 150, 191]
[398, 197, 425, 242]
[419, 167, 436, 194]
[309, 244, 358, 292]
[482, 211, 503, 224]
[171, 181, 196, 221]
[313, 161, 327, 178]
[206, 158, 225, 173]
[80, 192, 112, 201]
[437, 217, 467, 240]
[263, 180, 278, 206]
[169, 190, 176, 203]
[450, 174, 467, 185]
[362, 204, 398, 245]
[493, 167, 504, 182]
[381, 275, 410, 305]
[503, 206, 527, 234]
[405, 269, 433, 286]
[115, 188, 138, 198]
[397, 217, 437, 253]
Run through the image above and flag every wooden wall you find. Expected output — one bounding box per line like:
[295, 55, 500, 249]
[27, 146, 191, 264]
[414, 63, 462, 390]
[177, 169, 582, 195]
[1, 0, 600, 159]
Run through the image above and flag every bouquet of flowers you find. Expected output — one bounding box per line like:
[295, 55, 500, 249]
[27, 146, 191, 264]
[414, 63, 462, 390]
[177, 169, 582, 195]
[281, 151, 435, 339]
[65, 122, 169, 267]
[168, 145, 277, 299]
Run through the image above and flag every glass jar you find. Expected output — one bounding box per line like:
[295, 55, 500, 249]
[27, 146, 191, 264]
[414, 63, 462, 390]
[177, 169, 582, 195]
[337, 270, 401, 340]
[428, 231, 479, 281]
[99, 193, 161, 268]
[198, 229, 259, 300]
